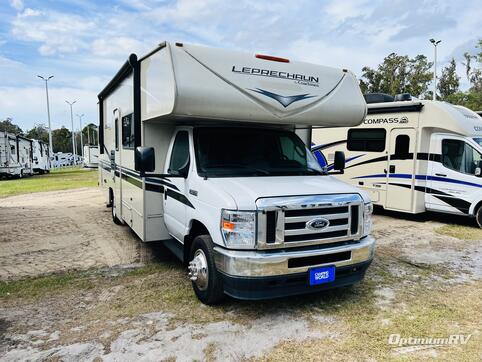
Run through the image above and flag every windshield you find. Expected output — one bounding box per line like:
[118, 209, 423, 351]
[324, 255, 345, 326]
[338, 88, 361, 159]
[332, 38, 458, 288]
[473, 138, 482, 148]
[194, 127, 324, 177]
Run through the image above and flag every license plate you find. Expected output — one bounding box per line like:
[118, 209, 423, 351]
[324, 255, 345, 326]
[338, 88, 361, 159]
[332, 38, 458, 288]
[309, 266, 335, 286]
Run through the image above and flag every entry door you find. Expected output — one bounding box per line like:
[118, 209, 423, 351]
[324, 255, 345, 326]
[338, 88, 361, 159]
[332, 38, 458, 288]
[111, 109, 123, 221]
[385, 128, 417, 211]
[163, 130, 191, 241]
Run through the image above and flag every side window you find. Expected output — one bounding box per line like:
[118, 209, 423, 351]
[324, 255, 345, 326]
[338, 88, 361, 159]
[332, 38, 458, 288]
[394, 135, 410, 159]
[347, 129, 386, 152]
[122, 113, 134, 148]
[442, 139, 465, 172]
[441, 139, 482, 174]
[169, 131, 190, 174]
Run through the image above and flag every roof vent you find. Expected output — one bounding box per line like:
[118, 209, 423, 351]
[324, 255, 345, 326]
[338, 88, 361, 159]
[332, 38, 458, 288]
[364, 93, 394, 104]
[394, 93, 412, 102]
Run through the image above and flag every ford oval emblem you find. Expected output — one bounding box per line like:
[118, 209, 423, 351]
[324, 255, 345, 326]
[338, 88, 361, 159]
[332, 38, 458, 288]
[306, 218, 330, 230]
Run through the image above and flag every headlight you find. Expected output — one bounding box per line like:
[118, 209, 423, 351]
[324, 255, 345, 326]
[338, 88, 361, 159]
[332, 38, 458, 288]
[221, 210, 256, 248]
[363, 202, 373, 237]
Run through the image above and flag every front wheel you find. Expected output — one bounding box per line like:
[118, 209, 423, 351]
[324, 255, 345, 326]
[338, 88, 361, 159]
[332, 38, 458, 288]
[188, 235, 225, 305]
[476, 206, 482, 228]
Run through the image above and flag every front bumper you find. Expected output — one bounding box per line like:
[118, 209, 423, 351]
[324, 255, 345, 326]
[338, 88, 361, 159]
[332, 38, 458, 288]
[213, 235, 375, 300]
[214, 235, 375, 277]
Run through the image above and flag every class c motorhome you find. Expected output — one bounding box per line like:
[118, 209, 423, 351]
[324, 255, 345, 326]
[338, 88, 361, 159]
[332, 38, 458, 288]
[98, 41, 376, 304]
[313, 93, 482, 227]
[0, 132, 33, 178]
[32, 139, 51, 174]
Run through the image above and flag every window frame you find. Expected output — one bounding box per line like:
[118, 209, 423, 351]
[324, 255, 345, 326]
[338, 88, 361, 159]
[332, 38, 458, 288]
[347, 128, 386, 152]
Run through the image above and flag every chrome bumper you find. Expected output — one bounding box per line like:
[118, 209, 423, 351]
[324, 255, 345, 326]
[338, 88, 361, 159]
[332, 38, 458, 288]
[214, 235, 376, 277]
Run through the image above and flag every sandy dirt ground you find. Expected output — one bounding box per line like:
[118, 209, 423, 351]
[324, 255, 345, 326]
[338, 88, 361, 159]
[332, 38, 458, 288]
[0, 188, 148, 280]
[0, 188, 481, 360]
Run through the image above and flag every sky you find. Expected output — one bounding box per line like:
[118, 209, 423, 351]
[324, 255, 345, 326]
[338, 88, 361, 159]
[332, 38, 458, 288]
[0, 0, 481, 132]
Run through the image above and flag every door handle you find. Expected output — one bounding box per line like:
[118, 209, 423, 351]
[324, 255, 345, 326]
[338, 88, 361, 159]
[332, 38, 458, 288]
[435, 173, 447, 177]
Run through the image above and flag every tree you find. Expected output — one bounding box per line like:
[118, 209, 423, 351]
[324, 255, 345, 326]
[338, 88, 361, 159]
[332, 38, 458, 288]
[26, 124, 49, 142]
[463, 40, 482, 92]
[359, 53, 433, 97]
[438, 58, 460, 100]
[52, 127, 73, 153]
[0, 118, 23, 134]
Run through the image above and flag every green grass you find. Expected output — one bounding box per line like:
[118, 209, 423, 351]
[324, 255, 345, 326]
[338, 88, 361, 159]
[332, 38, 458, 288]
[435, 224, 482, 240]
[0, 167, 97, 198]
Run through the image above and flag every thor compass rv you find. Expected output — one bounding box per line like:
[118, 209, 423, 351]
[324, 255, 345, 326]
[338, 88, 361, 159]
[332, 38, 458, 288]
[32, 139, 51, 174]
[83, 145, 99, 168]
[0, 132, 32, 178]
[313, 93, 482, 227]
[98, 41, 376, 304]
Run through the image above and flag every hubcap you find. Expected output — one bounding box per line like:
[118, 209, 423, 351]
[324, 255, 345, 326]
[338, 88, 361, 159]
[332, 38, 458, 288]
[188, 249, 209, 291]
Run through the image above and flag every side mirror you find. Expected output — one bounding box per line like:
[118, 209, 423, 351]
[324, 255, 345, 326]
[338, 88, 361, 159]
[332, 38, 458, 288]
[135, 146, 155, 174]
[334, 151, 346, 172]
[476, 160, 482, 176]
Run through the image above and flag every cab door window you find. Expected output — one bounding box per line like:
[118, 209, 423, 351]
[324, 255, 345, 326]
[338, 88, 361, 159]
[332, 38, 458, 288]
[169, 131, 190, 175]
[441, 139, 482, 174]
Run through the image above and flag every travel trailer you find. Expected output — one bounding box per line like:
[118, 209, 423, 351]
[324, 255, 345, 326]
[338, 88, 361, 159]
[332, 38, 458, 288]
[313, 93, 482, 227]
[0, 132, 33, 178]
[51, 152, 70, 168]
[83, 145, 99, 168]
[32, 139, 51, 174]
[98, 42, 375, 304]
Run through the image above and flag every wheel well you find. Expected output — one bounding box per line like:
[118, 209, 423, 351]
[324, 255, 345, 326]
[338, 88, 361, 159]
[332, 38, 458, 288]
[184, 220, 209, 264]
[473, 200, 482, 216]
[108, 188, 113, 207]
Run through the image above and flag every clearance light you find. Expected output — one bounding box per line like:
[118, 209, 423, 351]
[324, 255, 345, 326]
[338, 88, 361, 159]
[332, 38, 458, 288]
[255, 54, 290, 63]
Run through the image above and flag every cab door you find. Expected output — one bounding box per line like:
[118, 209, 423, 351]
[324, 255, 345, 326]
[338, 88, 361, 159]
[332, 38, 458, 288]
[427, 136, 482, 214]
[163, 130, 191, 241]
[385, 128, 417, 211]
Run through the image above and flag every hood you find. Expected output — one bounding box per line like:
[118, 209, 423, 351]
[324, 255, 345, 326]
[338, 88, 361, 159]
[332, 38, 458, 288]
[207, 175, 369, 210]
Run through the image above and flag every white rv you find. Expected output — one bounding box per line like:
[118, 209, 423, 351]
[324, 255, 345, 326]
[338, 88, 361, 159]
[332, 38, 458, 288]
[313, 93, 482, 226]
[32, 139, 51, 174]
[0, 132, 32, 178]
[98, 42, 375, 304]
[83, 145, 99, 168]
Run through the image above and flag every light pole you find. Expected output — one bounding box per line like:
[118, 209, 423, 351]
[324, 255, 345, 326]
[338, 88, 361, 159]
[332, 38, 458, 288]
[77, 113, 85, 158]
[430, 38, 441, 101]
[37, 75, 54, 155]
[65, 100, 77, 165]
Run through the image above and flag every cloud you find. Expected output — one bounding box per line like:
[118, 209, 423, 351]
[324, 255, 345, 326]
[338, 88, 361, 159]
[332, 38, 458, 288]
[9, 0, 24, 11]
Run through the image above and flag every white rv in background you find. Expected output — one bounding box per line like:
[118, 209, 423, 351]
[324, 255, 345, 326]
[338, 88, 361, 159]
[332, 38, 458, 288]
[32, 139, 51, 174]
[313, 93, 482, 227]
[98, 41, 375, 304]
[0, 132, 33, 178]
[83, 145, 99, 168]
[51, 152, 70, 168]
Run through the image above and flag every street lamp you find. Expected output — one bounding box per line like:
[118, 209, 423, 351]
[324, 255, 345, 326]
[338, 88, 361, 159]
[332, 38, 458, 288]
[76, 113, 85, 158]
[430, 38, 441, 101]
[37, 75, 54, 156]
[65, 100, 77, 165]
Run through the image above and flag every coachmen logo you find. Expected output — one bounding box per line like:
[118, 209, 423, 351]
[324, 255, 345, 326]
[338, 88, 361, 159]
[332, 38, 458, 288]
[306, 218, 330, 230]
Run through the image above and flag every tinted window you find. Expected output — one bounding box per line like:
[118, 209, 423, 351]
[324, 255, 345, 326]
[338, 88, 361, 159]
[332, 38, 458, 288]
[347, 129, 386, 152]
[442, 139, 482, 174]
[169, 131, 190, 174]
[194, 127, 322, 177]
[122, 113, 134, 148]
[394, 135, 410, 159]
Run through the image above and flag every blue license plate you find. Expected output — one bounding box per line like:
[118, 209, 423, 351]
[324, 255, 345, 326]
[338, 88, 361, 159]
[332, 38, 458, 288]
[309, 266, 335, 286]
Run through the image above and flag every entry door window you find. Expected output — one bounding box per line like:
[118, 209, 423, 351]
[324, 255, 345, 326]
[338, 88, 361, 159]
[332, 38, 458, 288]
[169, 131, 190, 175]
[394, 135, 410, 159]
[442, 139, 482, 174]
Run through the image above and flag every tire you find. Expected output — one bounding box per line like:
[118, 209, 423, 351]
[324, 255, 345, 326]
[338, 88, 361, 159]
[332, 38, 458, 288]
[111, 194, 123, 225]
[476, 206, 482, 228]
[189, 235, 225, 305]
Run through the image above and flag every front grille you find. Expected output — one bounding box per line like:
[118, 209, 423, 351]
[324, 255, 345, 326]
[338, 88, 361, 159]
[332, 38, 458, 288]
[257, 194, 363, 249]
